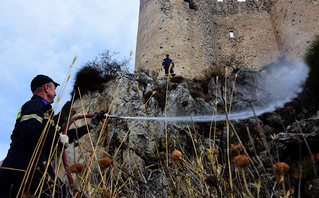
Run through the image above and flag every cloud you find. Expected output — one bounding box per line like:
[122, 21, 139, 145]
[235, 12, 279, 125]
[0, 0, 139, 154]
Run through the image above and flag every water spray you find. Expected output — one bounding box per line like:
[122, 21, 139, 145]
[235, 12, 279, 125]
[106, 60, 310, 123]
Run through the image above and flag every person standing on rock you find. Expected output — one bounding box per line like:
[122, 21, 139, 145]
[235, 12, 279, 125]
[162, 54, 176, 77]
[0, 74, 103, 197]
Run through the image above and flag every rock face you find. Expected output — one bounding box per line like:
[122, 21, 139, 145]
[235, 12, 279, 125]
[60, 69, 319, 197]
[135, 0, 319, 79]
[65, 73, 216, 167]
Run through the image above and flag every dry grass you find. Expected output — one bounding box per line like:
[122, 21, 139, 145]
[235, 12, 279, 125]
[19, 57, 318, 197]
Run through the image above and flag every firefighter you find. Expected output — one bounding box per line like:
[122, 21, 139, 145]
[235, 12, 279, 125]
[162, 54, 176, 77]
[0, 75, 102, 197]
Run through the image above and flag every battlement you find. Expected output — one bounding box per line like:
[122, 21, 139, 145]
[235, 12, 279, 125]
[135, 0, 319, 79]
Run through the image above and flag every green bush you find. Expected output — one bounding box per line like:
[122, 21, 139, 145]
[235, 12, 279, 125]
[304, 35, 319, 94]
[72, 50, 126, 99]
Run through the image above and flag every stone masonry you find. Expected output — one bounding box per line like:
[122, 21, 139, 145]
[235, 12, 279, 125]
[135, 0, 319, 79]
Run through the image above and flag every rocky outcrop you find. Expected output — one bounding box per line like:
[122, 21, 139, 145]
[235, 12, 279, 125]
[59, 69, 319, 197]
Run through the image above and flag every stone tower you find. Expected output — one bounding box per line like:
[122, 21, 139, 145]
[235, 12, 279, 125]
[135, 0, 319, 79]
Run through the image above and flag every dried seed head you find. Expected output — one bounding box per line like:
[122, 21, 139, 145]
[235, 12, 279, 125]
[97, 158, 114, 171]
[232, 155, 250, 168]
[231, 144, 242, 153]
[210, 149, 217, 155]
[68, 163, 84, 173]
[193, 124, 200, 131]
[170, 150, 182, 161]
[273, 162, 290, 174]
[273, 162, 290, 183]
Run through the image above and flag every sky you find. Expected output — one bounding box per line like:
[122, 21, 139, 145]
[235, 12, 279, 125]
[0, 0, 139, 160]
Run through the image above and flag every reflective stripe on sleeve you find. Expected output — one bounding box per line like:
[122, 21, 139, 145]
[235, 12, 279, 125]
[16, 109, 22, 120]
[20, 114, 43, 123]
[44, 113, 61, 131]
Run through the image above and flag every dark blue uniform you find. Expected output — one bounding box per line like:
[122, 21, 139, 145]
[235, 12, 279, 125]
[0, 95, 88, 197]
[162, 58, 175, 76]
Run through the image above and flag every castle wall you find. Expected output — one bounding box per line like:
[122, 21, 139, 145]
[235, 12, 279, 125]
[198, 0, 280, 72]
[269, 0, 319, 61]
[135, 0, 319, 79]
[135, 0, 205, 78]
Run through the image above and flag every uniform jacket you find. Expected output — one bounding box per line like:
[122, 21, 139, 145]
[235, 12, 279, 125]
[0, 95, 88, 196]
[162, 58, 174, 68]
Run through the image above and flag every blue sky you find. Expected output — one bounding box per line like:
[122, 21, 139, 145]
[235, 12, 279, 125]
[0, 0, 139, 160]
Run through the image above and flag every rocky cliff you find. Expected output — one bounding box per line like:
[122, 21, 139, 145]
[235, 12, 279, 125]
[58, 65, 319, 197]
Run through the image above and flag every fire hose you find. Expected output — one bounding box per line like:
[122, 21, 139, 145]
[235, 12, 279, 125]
[61, 113, 119, 197]
[61, 114, 94, 197]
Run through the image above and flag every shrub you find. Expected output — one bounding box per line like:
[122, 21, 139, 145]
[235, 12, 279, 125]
[170, 76, 184, 83]
[144, 90, 153, 103]
[136, 78, 147, 86]
[153, 91, 166, 108]
[189, 89, 204, 99]
[90, 50, 127, 79]
[136, 67, 150, 76]
[71, 50, 126, 99]
[203, 95, 212, 103]
[181, 101, 188, 107]
[72, 66, 105, 99]
[143, 89, 166, 109]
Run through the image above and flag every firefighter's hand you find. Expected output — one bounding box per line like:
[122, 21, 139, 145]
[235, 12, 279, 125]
[60, 134, 69, 148]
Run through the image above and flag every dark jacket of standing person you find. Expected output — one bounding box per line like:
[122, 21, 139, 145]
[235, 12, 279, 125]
[0, 75, 94, 197]
[162, 54, 176, 76]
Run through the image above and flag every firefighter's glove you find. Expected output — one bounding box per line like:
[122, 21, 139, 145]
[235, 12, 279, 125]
[89, 112, 106, 128]
[60, 134, 70, 148]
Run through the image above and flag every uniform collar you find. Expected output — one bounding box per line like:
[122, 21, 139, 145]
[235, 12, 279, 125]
[42, 99, 50, 105]
[32, 95, 51, 106]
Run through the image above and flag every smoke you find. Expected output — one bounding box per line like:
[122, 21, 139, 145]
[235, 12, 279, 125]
[121, 59, 310, 122]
